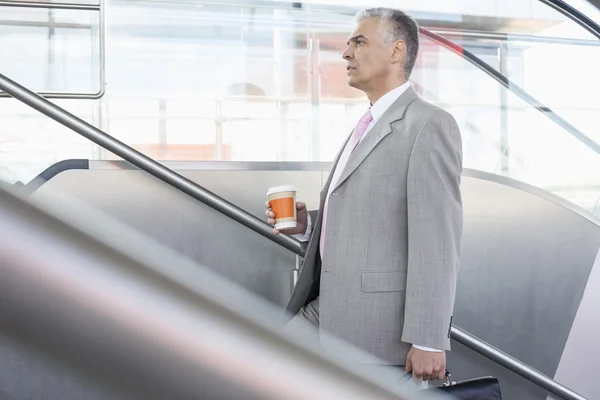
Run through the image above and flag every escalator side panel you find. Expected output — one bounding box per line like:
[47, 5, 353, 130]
[29, 166, 600, 400]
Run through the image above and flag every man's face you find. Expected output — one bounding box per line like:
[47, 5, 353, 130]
[342, 17, 394, 91]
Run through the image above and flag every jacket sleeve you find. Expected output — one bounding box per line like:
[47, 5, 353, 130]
[401, 109, 463, 351]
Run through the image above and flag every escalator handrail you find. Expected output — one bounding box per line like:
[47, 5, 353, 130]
[539, 0, 600, 41]
[0, 73, 305, 257]
[419, 27, 600, 158]
[451, 326, 586, 400]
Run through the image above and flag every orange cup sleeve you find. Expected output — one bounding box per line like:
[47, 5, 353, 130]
[270, 197, 295, 219]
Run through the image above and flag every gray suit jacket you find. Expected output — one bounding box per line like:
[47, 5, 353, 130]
[286, 87, 463, 365]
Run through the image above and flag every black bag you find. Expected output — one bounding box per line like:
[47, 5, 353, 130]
[428, 370, 502, 400]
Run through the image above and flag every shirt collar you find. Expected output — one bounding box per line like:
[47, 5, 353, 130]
[370, 81, 412, 122]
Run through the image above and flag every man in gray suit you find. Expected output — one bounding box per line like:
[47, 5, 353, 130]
[266, 7, 462, 383]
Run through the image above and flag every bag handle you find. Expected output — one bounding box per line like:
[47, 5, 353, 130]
[442, 369, 456, 386]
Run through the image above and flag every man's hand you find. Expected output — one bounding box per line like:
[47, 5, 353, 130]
[265, 201, 308, 236]
[405, 347, 446, 382]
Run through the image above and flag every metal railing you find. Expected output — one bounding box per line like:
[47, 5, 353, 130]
[0, 73, 304, 256]
[0, 72, 588, 400]
[0, 0, 106, 99]
[451, 327, 586, 400]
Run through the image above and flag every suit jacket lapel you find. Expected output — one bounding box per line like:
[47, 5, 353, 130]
[322, 133, 351, 198]
[330, 87, 419, 193]
[311, 133, 351, 235]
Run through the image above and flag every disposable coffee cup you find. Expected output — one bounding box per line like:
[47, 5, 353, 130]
[267, 185, 297, 230]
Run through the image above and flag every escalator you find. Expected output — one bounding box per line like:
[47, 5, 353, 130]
[0, 184, 431, 400]
[1, 0, 600, 399]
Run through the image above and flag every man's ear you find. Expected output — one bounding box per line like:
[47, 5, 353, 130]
[390, 40, 406, 64]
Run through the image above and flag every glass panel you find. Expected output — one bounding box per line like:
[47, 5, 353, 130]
[222, 120, 279, 161]
[304, 3, 600, 214]
[107, 119, 159, 143]
[108, 98, 159, 118]
[166, 99, 216, 119]
[443, 35, 600, 146]
[0, 98, 95, 183]
[424, 0, 600, 147]
[416, 33, 600, 214]
[164, 119, 219, 160]
[103, 1, 312, 162]
[0, 6, 101, 94]
[1, 0, 599, 216]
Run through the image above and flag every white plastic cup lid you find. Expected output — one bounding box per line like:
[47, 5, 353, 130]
[267, 185, 296, 196]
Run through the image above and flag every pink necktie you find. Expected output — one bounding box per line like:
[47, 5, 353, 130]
[319, 108, 373, 261]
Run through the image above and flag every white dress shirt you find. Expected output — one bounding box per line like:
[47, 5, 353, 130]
[294, 82, 442, 353]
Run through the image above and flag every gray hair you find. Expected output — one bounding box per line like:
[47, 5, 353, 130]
[355, 8, 420, 78]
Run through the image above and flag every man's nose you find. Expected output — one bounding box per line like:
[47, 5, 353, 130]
[342, 46, 352, 60]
